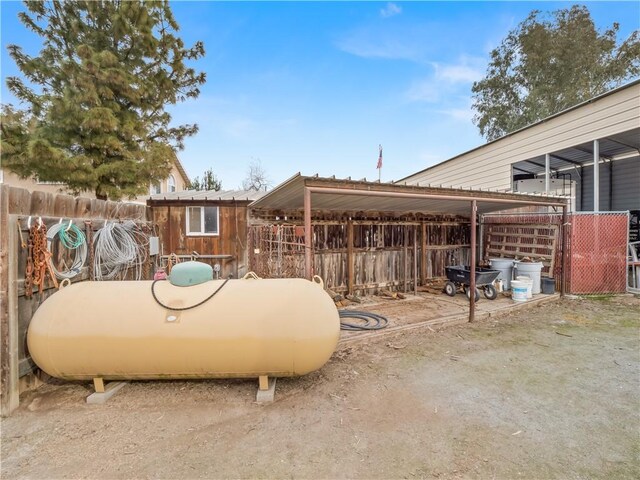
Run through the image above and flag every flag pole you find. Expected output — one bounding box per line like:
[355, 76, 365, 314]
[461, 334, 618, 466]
[377, 144, 383, 183]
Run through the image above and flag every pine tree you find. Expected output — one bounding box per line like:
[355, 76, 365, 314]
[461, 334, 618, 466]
[187, 168, 222, 191]
[2, 1, 205, 200]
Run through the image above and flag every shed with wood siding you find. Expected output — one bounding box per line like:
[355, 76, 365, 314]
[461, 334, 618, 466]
[147, 190, 264, 279]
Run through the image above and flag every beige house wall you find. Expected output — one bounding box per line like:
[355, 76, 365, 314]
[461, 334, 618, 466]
[403, 82, 640, 192]
[0, 170, 72, 195]
[134, 163, 189, 203]
[1, 159, 189, 202]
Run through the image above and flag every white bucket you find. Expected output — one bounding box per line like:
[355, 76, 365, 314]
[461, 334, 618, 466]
[511, 280, 528, 302]
[514, 261, 543, 294]
[517, 275, 533, 299]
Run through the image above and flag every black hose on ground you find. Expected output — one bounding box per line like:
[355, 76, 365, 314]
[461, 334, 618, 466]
[338, 310, 389, 331]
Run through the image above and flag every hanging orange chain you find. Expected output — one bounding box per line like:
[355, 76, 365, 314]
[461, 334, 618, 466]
[27, 221, 58, 296]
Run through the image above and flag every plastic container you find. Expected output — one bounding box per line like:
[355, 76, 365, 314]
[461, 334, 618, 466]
[516, 275, 533, 299]
[541, 277, 555, 294]
[511, 280, 528, 302]
[489, 258, 515, 290]
[513, 261, 543, 294]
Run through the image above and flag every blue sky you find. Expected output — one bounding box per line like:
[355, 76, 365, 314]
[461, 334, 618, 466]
[1, 1, 639, 190]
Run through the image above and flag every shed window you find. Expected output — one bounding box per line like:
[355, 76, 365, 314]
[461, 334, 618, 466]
[186, 206, 219, 236]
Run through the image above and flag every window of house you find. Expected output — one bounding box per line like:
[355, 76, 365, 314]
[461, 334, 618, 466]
[186, 206, 219, 236]
[150, 181, 161, 195]
[168, 174, 176, 192]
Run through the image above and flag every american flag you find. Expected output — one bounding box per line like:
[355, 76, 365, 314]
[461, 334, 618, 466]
[377, 145, 383, 169]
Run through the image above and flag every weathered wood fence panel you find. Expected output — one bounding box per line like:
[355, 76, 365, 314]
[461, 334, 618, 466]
[248, 217, 470, 295]
[0, 185, 149, 417]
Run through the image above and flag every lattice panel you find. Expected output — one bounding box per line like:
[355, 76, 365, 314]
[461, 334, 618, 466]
[485, 223, 558, 273]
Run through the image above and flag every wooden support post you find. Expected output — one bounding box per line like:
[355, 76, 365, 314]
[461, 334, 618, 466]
[404, 225, 408, 293]
[256, 376, 277, 404]
[469, 200, 477, 323]
[413, 225, 418, 296]
[6, 217, 19, 410]
[420, 222, 427, 285]
[347, 220, 354, 295]
[93, 377, 105, 393]
[304, 187, 312, 279]
[0, 186, 9, 417]
[1, 191, 20, 416]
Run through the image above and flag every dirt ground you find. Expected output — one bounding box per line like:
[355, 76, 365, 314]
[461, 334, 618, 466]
[1, 295, 639, 479]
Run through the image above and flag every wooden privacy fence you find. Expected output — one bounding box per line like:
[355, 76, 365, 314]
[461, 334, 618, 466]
[248, 217, 470, 294]
[0, 185, 151, 416]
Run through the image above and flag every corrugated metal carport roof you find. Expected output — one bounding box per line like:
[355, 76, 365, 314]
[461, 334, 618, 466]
[251, 174, 567, 216]
[513, 127, 640, 176]
[148, 189, 265, 202]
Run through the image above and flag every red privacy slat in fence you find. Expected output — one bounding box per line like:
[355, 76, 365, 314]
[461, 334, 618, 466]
[569, 213, 628, 294]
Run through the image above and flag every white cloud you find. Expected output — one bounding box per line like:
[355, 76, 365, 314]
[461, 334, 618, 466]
[438, 107, 475, 122]
[336, 29, 422, 61]
[406, 80, 441, 103]
[436, 64, 484, 84]
[404, 56, 485, 103]
[334, 22, 443, 62]
[380, 3, 402, 19]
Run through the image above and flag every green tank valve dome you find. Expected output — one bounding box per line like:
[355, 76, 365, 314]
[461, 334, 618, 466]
[169, 261, 213, 286]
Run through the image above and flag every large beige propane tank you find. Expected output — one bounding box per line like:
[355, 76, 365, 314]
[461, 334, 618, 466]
[27, 276, 340, 381]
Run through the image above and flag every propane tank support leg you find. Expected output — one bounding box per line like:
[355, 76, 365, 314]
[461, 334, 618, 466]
[256, 376, 276, 404]
[93, 377, 105, 393]
[87, 380, 127, 405]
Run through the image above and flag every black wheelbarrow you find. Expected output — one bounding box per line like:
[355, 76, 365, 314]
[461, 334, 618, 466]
[444, 266, 500, 302]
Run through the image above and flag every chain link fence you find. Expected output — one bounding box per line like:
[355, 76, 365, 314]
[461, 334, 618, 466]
[483, 211, 630, 295]
[568, 212, 629, 294]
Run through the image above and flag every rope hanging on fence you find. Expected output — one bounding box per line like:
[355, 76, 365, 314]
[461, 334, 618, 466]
[93, 221, 149, 281]
[46, 222, 88, 280]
